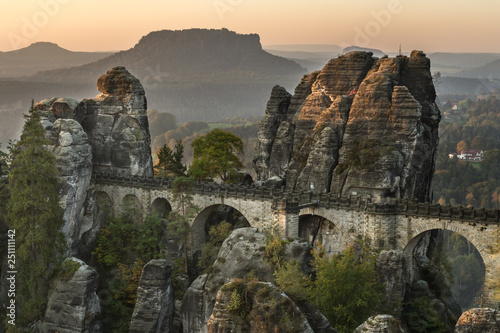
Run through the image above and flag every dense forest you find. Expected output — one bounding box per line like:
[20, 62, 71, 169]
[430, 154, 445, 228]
[432, 96, 500, 208]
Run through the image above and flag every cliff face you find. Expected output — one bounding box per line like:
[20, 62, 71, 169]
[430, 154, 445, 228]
[254, 51, 440, 202]
[35, 66, 153, 256]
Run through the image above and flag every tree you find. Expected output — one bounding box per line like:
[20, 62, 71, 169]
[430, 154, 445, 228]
[190, 128, 244, 181]
[7, 104, 65, 325]
[155, 139, 187, 177]
[275, 243, 383, 333]
[306, 244, 383, 333]
[457, 140, 468, 153]
[168, 176, 198, 274]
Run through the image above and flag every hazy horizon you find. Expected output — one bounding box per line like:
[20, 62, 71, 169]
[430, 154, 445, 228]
[2, 0, 500, 53]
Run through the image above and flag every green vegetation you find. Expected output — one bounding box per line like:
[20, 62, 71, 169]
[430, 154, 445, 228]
[220, 277, 308, 333]
[434, 96, 500, 208]
[190, 128, 244, 181]
[94, 212, 164, 332]
[273, 242, 383, 333]
[168, 176, 198, 274]
[57, 259, 82, 282]
[6, 104, 66, 325]
[403, 297, 447, 333]
[198, 221, 233, 273]
[154, 139, 187, 177]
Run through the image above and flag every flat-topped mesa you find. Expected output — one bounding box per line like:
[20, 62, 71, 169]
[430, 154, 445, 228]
[253, 51, 440, 202]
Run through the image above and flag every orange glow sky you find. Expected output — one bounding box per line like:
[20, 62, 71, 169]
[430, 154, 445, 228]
[2, 0, 500, 53]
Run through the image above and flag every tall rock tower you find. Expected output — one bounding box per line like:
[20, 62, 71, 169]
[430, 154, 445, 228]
[254, 51, 440, 202]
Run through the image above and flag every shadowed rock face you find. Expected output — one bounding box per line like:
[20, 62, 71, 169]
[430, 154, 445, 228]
[254, 51, 440, 202]
[35, 66, 153, 257]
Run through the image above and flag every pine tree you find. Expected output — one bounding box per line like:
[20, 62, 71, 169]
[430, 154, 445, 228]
[168, 176, 198, 274]
[154, 139, 187, 177]
[7, 103, 65, 325]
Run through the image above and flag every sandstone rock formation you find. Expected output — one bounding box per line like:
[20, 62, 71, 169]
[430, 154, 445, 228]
[207, 281, 314, 333]
[46, 118, 93, 255]
[43, 258, 102, 333]
[181, 228, 335, 333]
[35, 66, 154, 257]
[254, 51, 440, 202]
[376, 250, 407, 316]
[129, 259, 175, 333]
[454, 308, 500, 333]
[354, 314, 406, 333]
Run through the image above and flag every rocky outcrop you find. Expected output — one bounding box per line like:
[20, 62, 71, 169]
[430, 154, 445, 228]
[376, 250, 407, 316]
[43, 258, 102, 333]
[46, 119, 93, 255]
[81, 66, 153, 177]
[454, 308, 500, 333]
[181, 228, 333, 333]
[35, 66, 153, 258]
[354, 315, 406, 333]
[207, 281, 314, 333]
[129, 259, 175, 333]
[254, 51, 440, 202]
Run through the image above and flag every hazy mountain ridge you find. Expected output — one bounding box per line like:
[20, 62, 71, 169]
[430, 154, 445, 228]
[0, 42, 111, 78]
[30, 29, 306, 83]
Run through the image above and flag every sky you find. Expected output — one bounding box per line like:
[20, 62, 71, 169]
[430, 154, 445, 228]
[2, 0, 500, 53]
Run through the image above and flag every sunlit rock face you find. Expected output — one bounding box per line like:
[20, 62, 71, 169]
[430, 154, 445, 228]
[454, 308, 500, 333]
[80, 66, 153, 177]
[254, 51, 440, 202]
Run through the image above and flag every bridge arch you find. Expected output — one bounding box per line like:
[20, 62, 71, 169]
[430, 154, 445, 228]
[121, 194, 141, 217]
[400, 218, 498, 306]
[96, 191, 112, 212]
[299, 207, 363, 256]
[190, 204, 250, 250]
[151, 197, 172, 218]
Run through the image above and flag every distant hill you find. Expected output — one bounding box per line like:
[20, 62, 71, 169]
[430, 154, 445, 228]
[342, 46, 386, 57]
[0, 29, 307, 142]
[0, 42, 111, 77]
[427, 52, 500, 76]
[31, 29, 305, 83]
[263, 44, 342, 53]
[454, 58, 500, 79]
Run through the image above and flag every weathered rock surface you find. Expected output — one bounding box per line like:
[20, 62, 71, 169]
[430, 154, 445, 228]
[454, 308, 500, 333]
[376, 250, 407, 316]
[129, 259, 175, 333]
[46, 119, 93, 255]
[354, 314, 406, 333]
[35, 66, 154, 258]
[254, 51, 440, 202]
[81, 66, 153, 177]
[181, 228, 334, 333]
[43, 258, 102, 333]
[207, 281, 314, 333]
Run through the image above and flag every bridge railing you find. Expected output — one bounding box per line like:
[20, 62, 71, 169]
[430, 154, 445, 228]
[91, 172, 500, 224]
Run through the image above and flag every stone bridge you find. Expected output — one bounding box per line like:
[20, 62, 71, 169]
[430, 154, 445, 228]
[92, 172, 500, 305]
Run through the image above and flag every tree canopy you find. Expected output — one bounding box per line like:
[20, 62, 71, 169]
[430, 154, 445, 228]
[154, 139, 187, 177]
[7, 104, 65, 325]
[189, 128, 244, 181]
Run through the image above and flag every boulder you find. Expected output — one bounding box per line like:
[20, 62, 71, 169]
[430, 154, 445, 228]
[43, 258, 102, 333]
[129, 259, 175, 333]
[181, 228, 333, 333]
[207, 281, 314, 333]
[454, 308, 500, 333]
[354, 314, 406, 333]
